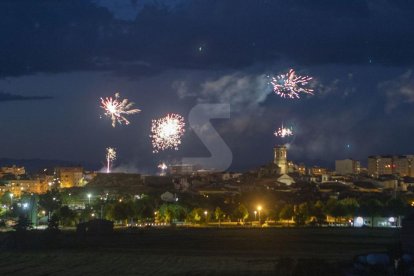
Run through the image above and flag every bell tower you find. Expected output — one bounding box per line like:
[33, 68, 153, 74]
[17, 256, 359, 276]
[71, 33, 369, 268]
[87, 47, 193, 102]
[274, 145, 288, 174]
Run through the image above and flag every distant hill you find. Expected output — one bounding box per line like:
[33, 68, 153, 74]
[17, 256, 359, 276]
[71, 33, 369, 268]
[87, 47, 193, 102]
[0, 158, 99, 173]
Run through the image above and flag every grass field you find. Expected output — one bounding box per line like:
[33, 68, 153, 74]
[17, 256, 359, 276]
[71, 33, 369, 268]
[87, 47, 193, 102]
[0, 227, 400, 275]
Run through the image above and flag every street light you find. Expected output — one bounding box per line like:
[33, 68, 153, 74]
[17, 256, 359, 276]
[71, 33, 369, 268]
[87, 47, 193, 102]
[254, 210, 257, 221]
[9, 193, 13, 206]
[257, 206, 262, 223]
[87, 193, 92, 204]
[204, 210, 208, 223]
[22, 203, 31, 224]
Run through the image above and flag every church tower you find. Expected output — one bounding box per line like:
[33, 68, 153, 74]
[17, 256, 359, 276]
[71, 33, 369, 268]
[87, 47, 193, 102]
[274, 145, 288, 174]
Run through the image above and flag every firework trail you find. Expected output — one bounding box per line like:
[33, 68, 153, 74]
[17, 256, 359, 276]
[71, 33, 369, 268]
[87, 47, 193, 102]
[106, 147, 117, 173]
[150, 113, 186, 153]
[274, 124, 293, 138]
[270, 69, 313, 99]
[100, 92, 141, 127]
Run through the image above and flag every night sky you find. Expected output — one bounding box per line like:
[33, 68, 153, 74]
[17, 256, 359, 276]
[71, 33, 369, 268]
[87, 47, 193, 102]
[1, 0, 414, 173]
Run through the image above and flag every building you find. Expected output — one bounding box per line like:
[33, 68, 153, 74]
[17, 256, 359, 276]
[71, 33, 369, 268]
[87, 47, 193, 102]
[277, 174, 295, 186]
[297, 164, 306, 175]
[169, 164, 196, 175]
[221, 172, 242, 181]
[368, 155, 414, 178]
[309, 166, 328, 176]
[55, 167, 84, 188]
[394, 155, 414, 177]
[0, 165, 25, 177]
[335, 159, 360, 175]
[368, 155, 393, 177]
[274, 145, 288, 174]
[0, 178, 48, 197]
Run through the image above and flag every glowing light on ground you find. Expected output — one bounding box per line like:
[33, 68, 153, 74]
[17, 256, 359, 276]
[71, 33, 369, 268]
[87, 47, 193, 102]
[269, 69, 313, 99]
[106, 147, 116, 173]
[150, 114, 185, 153]
[100, 92, 140, 127]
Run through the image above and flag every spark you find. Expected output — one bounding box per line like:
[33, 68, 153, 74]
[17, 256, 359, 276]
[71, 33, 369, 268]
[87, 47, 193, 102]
[274, 124, 293, 138]
[270, 69, 314, 99]
[100, 92, 140, 127]
[106, 147, 116, 173]
[150, 113, 186, 153]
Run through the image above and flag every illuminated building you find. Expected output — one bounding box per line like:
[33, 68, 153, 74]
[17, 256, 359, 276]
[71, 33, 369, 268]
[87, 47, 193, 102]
[55, 167, 84, 188]
[273, 145, 288, 174]
[335, 159, 360, 175]
[368, 155, 393, 177]
[368, 155, 414, 177]
[394, 155, 414, 177]
[287, 161, 296, 173]
[297, 164, 306, 175]
[0, 179, 48, 197]
[0, 165, 25, 177]
[309, 166, 327, 176]
[277, 174, 295, 185]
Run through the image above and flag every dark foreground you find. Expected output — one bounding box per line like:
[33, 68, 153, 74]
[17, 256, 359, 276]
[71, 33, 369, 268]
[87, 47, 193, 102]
[0, 227, 401, 275]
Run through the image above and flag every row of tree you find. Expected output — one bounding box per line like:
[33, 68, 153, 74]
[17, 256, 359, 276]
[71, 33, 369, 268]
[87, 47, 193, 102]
[0, 188, 411, 227]
[102, 197, 409, 226]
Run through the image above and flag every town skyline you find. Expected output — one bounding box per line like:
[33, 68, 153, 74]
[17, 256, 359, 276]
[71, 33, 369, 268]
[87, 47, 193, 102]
[2, 1, 414, 274]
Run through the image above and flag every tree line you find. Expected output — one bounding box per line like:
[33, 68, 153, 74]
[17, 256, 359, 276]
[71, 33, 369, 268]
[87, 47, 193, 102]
[0, 189, 411, 228]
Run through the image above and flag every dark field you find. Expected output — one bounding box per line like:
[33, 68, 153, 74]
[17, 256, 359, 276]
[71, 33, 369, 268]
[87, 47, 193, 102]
[0, 227, 400, 275]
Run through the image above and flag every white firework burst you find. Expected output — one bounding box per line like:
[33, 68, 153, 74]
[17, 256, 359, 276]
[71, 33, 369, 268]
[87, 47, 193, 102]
[150, 114, 186, 153]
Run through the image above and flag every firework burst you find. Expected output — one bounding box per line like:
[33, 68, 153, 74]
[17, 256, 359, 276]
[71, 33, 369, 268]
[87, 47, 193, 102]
[274, 124, 294, 138]
[158, 162, 168, 170]
[270, 69, 313, 99]
[106, 147, 117, 173]
[100, 92, 141, 127]
[150, 114, 186, 153]
[158, 162, 168, 175]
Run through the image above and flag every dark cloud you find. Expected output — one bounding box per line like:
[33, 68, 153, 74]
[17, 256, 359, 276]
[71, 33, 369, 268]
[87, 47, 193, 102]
[1, 0, 414, 78]
[0, 0, 113, 77]
[0, 92, 52, 102]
